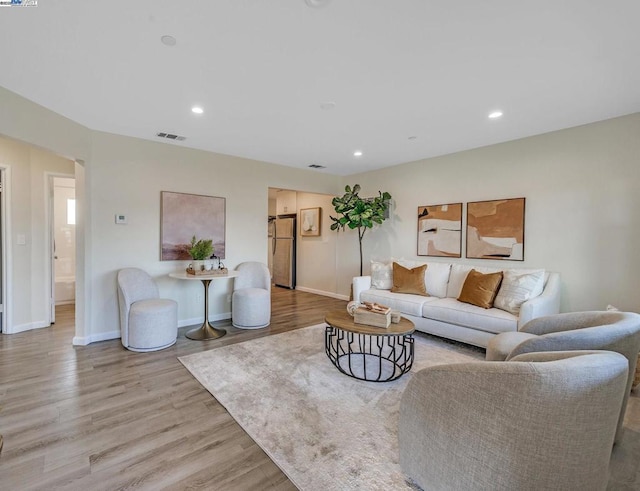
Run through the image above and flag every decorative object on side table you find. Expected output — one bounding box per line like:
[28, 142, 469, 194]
[186, 267, 229, 276]
[330, 184, 392, 276]
[187, 235, 214, 272]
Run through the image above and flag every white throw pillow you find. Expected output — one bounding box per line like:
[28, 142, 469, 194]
[423, 262, 451, 298]
[370, 260, 393, 290]
[494, 269, 545, 315]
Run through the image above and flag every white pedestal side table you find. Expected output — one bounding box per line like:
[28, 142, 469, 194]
[169, 271, 239, 340]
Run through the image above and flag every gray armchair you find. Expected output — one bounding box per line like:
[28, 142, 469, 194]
[117, 268, 178, 352]
[486, 311, 640, 443]
[399, 351, 629, 491]
[232, 261, 271, 329]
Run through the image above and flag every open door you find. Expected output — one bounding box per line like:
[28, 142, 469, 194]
[49, 175, 76, 324]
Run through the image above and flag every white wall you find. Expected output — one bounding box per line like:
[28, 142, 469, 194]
[0, 136, 75, 331]
[295, 192, 344, 299]
[343, 113, 640, 313]
[0, 86, 342, 342]
[0, 86, 90, 163]
[87, 131, 341, 341]
[0, 86, 92, 338]
[3, 81, 640, 341]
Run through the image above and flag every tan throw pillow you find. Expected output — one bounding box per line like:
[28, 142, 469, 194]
[458, 269, 503, 309]
[391, 262, 428, 296]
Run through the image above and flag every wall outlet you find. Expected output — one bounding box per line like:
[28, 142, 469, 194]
[226, 294, 231, 303]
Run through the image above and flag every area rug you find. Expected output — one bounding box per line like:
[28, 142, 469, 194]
[179, 324, 483, 490]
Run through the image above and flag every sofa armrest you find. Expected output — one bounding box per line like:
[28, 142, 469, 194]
[518, 272, 561, 328]
[352, 275, 372, 303]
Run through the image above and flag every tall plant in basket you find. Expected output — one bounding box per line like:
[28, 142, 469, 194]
[330, 184, 392, 276]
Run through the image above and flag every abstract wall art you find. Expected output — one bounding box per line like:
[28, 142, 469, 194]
[160, 191, 226, 260]
[417, 203, 462, 257]
[466, 197, 525, 260]
[300, 207, 321, 237]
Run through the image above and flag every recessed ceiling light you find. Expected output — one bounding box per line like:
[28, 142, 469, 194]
[191, 106, 204, 114]
[160, 35, 177, 47]
[320, 102, 336, 110]
[305, 0, 331, 8]
[353, 150, 363, 157]
[488, 110, 503, 119]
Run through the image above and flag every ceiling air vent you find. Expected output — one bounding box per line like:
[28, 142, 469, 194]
[308, 164, 326, 169]
[156, 132, 186, 141]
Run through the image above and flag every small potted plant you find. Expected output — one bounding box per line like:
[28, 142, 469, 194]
[188, 235, 214, 271]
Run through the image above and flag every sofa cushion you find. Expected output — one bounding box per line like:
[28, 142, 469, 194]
[395, 259, 451, 298]
[370, 260, 393, 290]
[360, 289, 438, 317]
[422, 297, 518, 334]
[391, 262, 428, 296]
[494, 269, 545, 315]
[457, 269, 503, 309]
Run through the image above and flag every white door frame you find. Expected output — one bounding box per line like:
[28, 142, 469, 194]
[46, 172, 75, 325]
[0, 165, 12, 334]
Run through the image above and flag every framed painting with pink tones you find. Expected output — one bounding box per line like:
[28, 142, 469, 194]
[160, 191, 226, 260]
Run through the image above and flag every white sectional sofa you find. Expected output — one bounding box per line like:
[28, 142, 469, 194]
[352, 260, 561, 348]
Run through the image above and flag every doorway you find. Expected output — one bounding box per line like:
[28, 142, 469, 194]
[0, 167, 7, 333]
[49, 176, 76, 324]
[267, 187, 343, 298]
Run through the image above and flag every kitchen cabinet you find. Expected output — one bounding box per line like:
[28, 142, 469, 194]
[276, 190, 297, 215]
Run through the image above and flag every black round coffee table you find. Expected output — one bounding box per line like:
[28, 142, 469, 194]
[324, 310, 415, 382]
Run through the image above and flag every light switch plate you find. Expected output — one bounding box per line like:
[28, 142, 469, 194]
[17, 234, 26, 245]
[115, 214, 127, 224]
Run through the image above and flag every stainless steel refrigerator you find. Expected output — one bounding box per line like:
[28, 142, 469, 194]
[272, 214, 296, 288]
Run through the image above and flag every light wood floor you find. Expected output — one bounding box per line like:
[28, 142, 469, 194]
[1, 289, 638, 490]
[0, 288, 346, 490]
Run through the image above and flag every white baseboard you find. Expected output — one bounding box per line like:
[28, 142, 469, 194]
[295, 286, 349, 301]
[178, 312, 231, 328]
[9, 320, 50, 334]
[73, 329, 120, 346]
[72, 312, 232, 346]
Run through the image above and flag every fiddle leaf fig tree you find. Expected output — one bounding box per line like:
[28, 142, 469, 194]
[330, 184, 392, 276]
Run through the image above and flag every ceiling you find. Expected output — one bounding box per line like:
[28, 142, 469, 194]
[1, 1, 639, 176]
